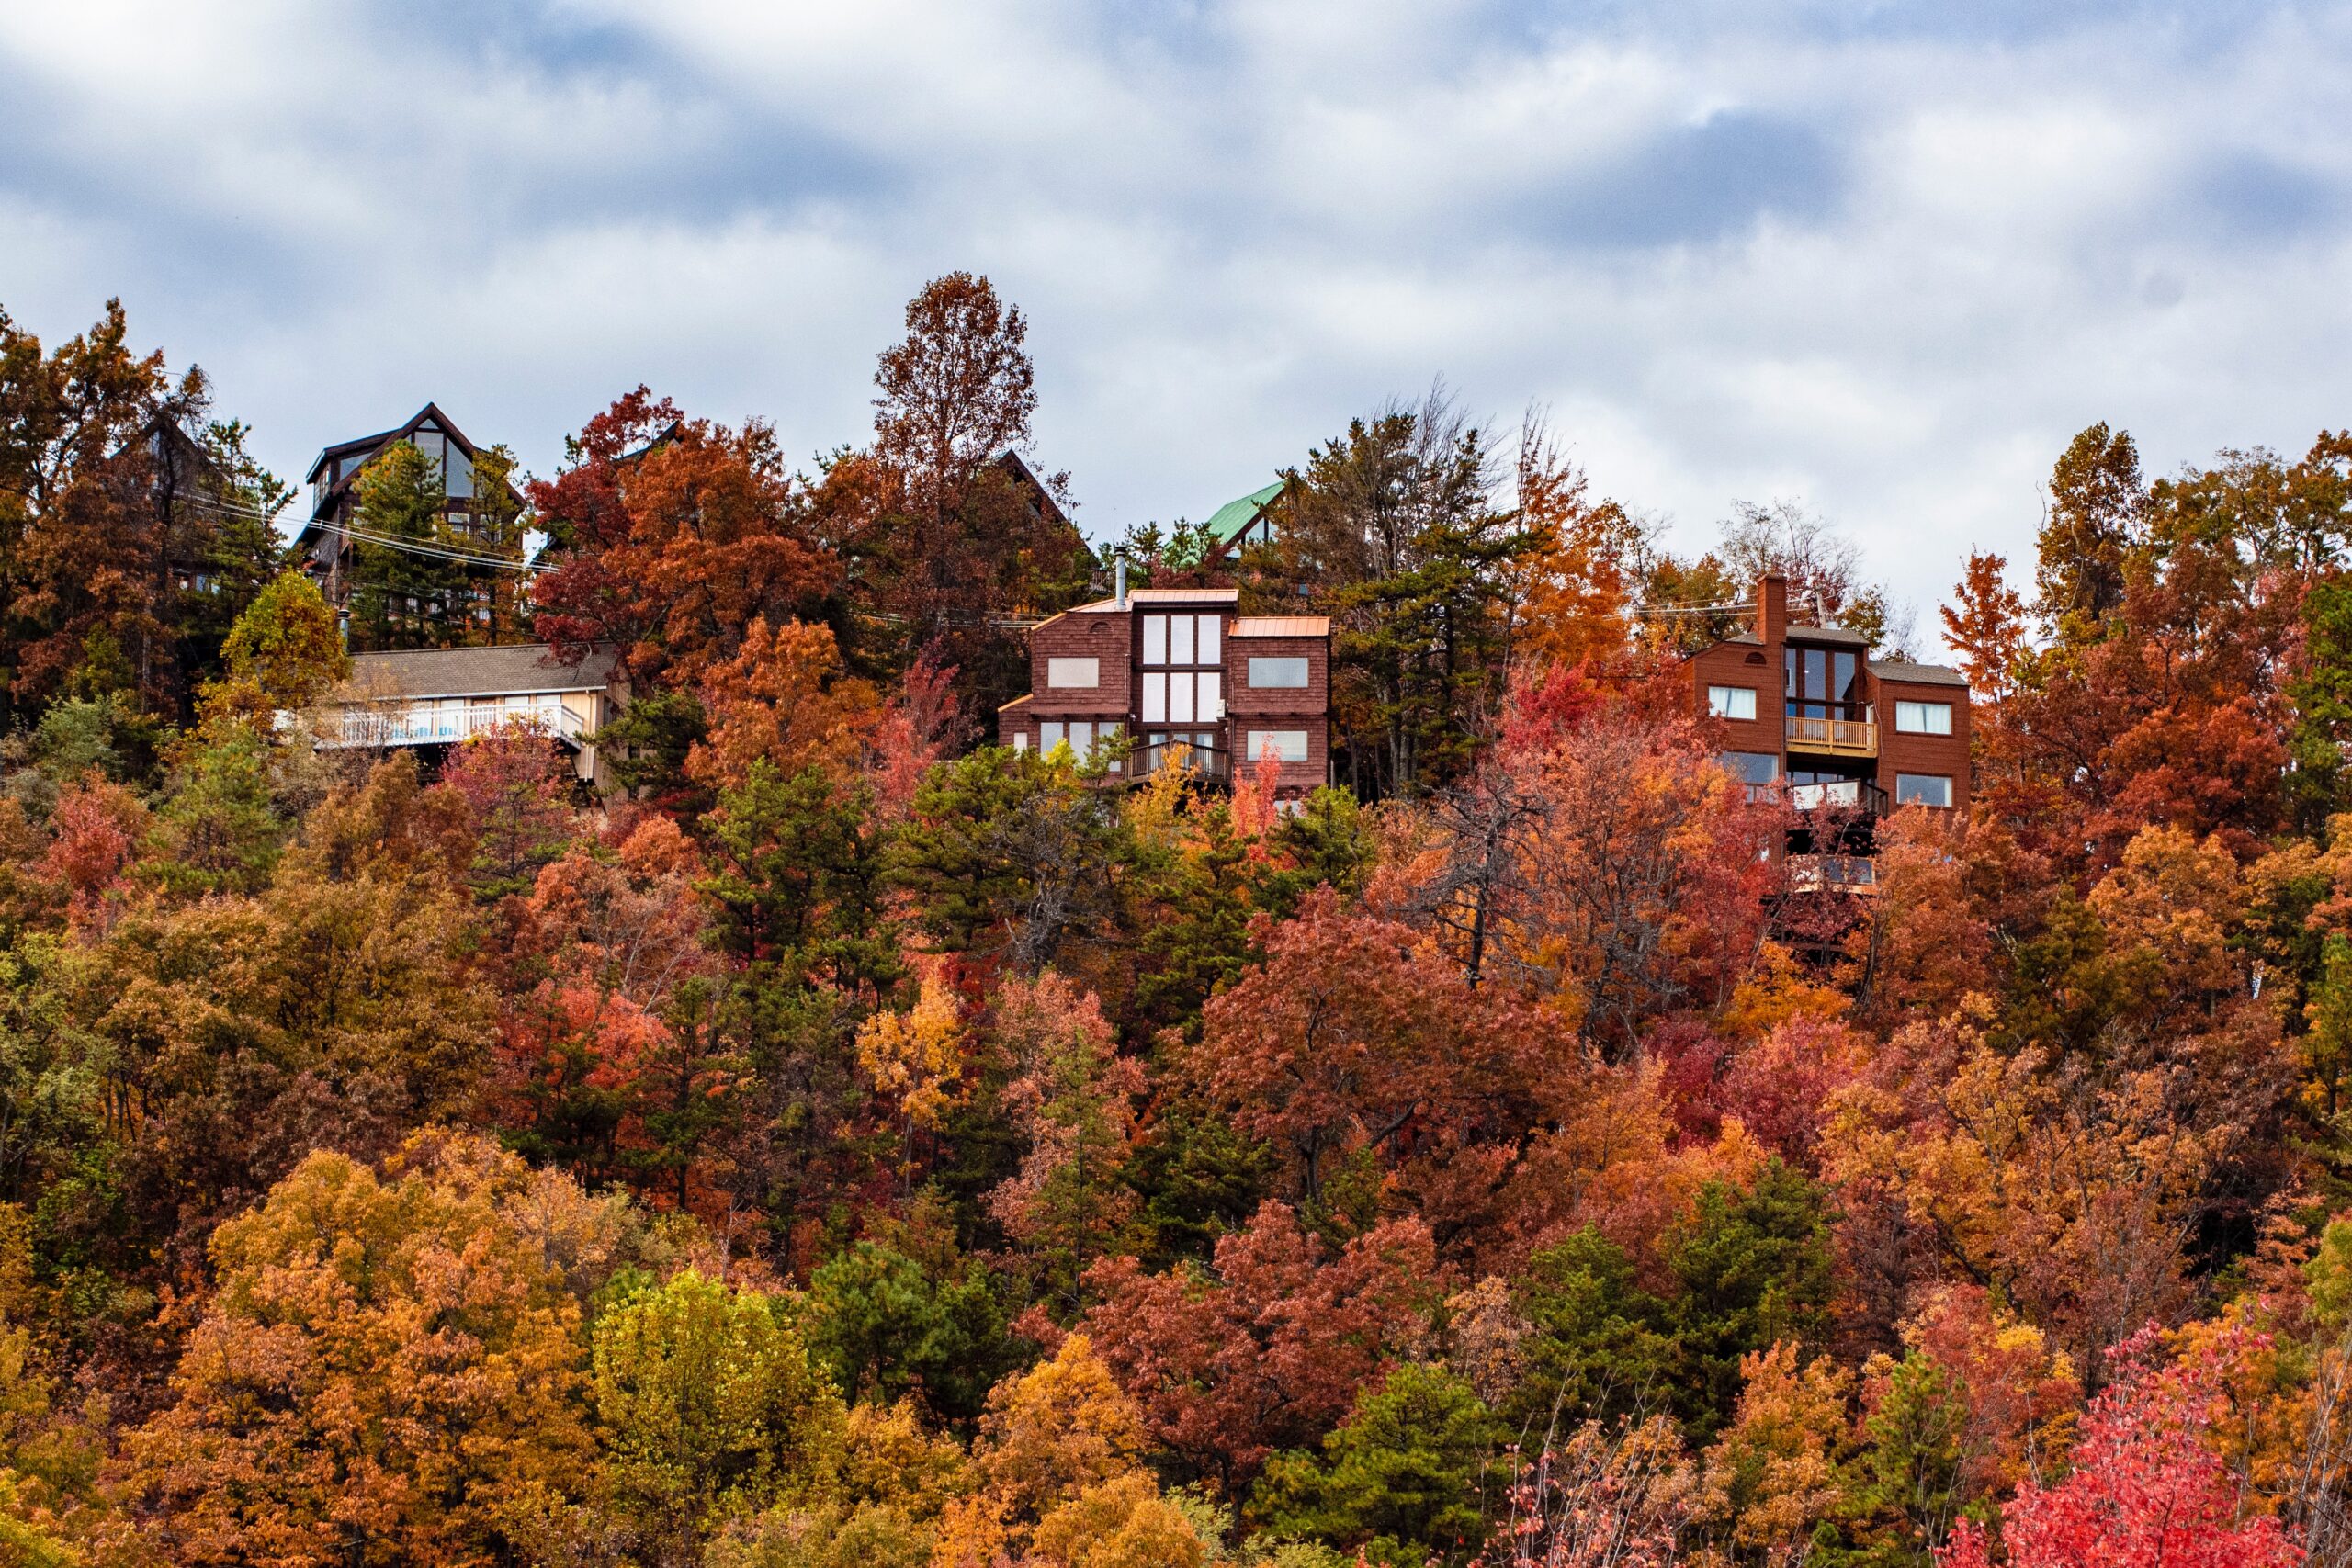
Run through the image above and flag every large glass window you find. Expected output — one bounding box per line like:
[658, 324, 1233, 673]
[1784, 647, 1860, 717]
[1142, 614, 1221, 668]
[1895, 773, 1953, 807]
[1894, 700, 1952, 735]
[1707, 685, 1757, 720]
[1143, 671, 1167, 723]
[1047, 657, 1100, 689]
[1196, 671, 1222, 720]
[1720, 751, 1779, 785]
[1250, 656, 1309, 689]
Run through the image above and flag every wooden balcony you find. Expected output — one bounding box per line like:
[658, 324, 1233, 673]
[1785, 711, 1877, 758]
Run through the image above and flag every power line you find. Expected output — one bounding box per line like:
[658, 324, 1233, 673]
[168, 493, 546, 574]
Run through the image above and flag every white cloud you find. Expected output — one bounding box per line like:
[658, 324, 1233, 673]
[3, 0, 2349, 643]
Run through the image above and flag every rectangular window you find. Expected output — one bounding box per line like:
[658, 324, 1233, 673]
[1720, 751, 1780, 786]
[1143, 615, 1167, 665]
[1012, 732, 1029, 753]
[1068, 721, 1093, 754]
[1170, 615, 1194, 664]
[1142, 671, 1168, 723]
[1250, 656, 1310, 689]
[1098, 722, 1124, 773]
[1895, 773, 1954, 807]
[1248, 729, 1309, 761]
[1894, 700, 1953, 736]
[1196, 615, 1219, 665]
[1196, 671, 1222, 721]
[1046, 657, 1100, 689]
[1039, 721, 1066, 752]
[1170, 672, 1194, 723]
[1707, 685, 1757, 721]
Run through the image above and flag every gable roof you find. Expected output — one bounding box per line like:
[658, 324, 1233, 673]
[1203, 480, 1287, 547]
[993, 449, 1072, 529]
[299, 403, 523, 547]
[337, 643, 617, 702]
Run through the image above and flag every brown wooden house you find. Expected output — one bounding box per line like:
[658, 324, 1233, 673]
[996, 578, 1331, 795]
[1688, 573, 1972, 890]
[296, 403, 525, 620]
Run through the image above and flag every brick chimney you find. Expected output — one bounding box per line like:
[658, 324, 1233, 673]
[1758, 572, 1788, 646]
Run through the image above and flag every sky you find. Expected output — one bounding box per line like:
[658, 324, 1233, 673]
[5, 0, 2351, 637]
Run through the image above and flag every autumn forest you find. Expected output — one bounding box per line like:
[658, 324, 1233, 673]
[0, 275, 2348, 1568]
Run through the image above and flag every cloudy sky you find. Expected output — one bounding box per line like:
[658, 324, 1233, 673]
[5, 1, 2349, 632]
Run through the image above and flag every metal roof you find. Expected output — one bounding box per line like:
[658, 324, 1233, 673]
[1232, 615, 1329, 637]
[1202, 480, 1286, 545]
[337, 643, 617, 702]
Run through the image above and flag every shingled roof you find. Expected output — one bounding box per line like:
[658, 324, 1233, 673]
[338, 644, 617, 701]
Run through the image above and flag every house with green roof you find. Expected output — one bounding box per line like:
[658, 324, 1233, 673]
[1200, 479, 1291, 563]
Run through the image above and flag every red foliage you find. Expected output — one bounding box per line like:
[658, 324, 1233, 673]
[1939, 1327, 2301, 1568]
[1080, 1201, 1438, 1491]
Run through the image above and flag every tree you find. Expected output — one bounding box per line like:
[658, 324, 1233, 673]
[1253, 1363, 1504, 1567]
[119, 1134, 610, 1564]
[200, 570, 348, 724]
[888, 747, 1131, 974]
[1667, 1161, 1836, 1435]
[1191, 887, 1556, 1231]
[984, 974, 1146, 1304]
[1254, 389, 1542, 797]
[591, 1269, 849, 1555]
[1081, 1202, 1438, 1490]
[804, 1240, 1015, 1424]
[530, 389, 839, 690]
[1939, 1335, 2300, 1568]
[858, 273, 1091, 713]
[2036, 423, 2144, 637]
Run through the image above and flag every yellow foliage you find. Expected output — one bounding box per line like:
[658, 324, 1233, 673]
[858, 972, 971, 1132]
[1718, 941, 1849, 1042]
[1029, 1472, 1207, 1568]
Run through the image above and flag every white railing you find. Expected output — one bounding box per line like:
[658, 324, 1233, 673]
[1788, 780, 1860, 810]
[329, 701, 590, 750]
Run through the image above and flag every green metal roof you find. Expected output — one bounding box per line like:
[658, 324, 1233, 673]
[1202, 479, 1286, 545]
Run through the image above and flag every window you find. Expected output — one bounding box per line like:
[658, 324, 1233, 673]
[1895, 773, 1953, 807]
[1039, 721, 1064, 751]
[1707, 685, 1757, 721]
[1047, 657, 1100, 689]
[1013, 731, 1030, 753]
[1784, 646, 1860, 717]
[1170, 672, 1193, 723]
[1894, 700, 1952, 736]
[1143, 614, 1220, 667]
[1248, 729, 1309, 761]
[1250, 656, 1310, 689]
[1720, 751, 1779, 786]
[1143, 671, 1167, 723]
[1196, 671, 1222, 721]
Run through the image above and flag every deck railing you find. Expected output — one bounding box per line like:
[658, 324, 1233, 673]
[327, 702, 590, 750]
[1785, 709, 1877, 757]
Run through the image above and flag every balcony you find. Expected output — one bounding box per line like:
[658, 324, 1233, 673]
[324, 701, 591, 750]
[1128, 735, 1232, 783]
[1786, 853, 1878, 895]
[1787, 779, 1889, 815]
[1785, 706, 1877, 759]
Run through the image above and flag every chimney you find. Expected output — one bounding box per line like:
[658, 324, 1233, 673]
[1114, 556, 1128, 608]
[1758, 573, 1787, 645]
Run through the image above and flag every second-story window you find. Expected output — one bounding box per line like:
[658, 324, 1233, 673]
[1894, 700, 1952, 735]
[1143, 613, 1221, 667]
[1047, 657, 1100, 689]
[1785, 646, 1861, 718]
[1707, 684, 1757, 720]
[1249, 656, 1309, 689]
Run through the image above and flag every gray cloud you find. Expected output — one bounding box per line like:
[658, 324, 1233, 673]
[3, 0, 2350, 637]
